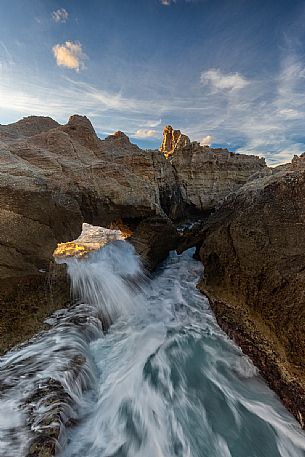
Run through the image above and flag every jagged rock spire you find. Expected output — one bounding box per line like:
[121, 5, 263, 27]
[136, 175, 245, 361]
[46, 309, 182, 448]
[160, 125, 190, 159]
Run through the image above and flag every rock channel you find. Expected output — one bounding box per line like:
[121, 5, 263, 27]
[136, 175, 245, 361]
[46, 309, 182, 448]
[0, 115, 264, 354]
[2, 114, 305, 453]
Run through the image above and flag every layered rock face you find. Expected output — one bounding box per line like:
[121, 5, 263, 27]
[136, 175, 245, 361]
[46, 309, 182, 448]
[160, 126, 266, 212]
[0, 115, 179, 276]
[0, 115, 180, 352]
[198, 157, 305, 425]
[0, 115, 265, 353]
[0, 115, 59, 141]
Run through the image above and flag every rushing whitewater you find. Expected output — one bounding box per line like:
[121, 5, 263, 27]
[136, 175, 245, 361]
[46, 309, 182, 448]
[0, 241, 305, 457]
[63, 241, 144, 326]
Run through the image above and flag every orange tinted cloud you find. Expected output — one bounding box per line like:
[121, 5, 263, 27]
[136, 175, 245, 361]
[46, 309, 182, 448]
[52, 41, 86, 71]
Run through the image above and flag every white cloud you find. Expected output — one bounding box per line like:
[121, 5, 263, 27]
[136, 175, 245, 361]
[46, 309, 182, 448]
[200, 135, 214, 146]
[52, 41, 86, 71]
[200, 68, 249, 91]
[134, 129, 157, 138]
[2, 51, 305, 165]
[52, 8, 69, 23]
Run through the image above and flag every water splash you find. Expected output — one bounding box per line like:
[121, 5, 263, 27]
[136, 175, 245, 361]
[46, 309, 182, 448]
[0, 243, 305, 457]
[60, 248, 305, 457]
[64, 241, 145, 326]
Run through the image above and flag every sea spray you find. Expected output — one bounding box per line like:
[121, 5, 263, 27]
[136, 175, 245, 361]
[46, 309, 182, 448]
[0, 239, 144, 456]
[0, 303, 101, 457]
[63, 241, 145, 326]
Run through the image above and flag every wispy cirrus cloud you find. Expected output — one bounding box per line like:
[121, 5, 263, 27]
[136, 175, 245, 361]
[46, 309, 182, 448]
[200, 68, 249, 91]
[0, 72, 166, 136]
[52, 8, 69, 23]
[52, 41, 86, 71]
[2, 52, 305, 164]
[160, 0, 201, 5]
[0, 42, 14, 68]
[143, 119, 162, 128]
[214, 57, 305, 164]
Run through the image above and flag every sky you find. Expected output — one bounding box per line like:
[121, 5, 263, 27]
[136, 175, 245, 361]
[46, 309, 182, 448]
[1, 0, 305, 164]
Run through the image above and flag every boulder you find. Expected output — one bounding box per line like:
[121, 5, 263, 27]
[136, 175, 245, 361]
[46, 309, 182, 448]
[129, 216, 179, 271]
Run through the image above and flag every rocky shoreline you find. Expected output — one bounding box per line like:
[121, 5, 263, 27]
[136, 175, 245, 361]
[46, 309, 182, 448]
[0, 264, 70, 355]
[1, 114, 305, 441]
[0, 115, 264, 355]
[197, 155, 305, 429]
[200, 290, 305, 429]
[1, 301, 102, 457]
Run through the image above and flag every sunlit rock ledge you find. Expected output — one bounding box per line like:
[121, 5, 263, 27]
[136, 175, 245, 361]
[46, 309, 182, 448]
[53, 224, 128, 259]
[54, 241, 104, 259]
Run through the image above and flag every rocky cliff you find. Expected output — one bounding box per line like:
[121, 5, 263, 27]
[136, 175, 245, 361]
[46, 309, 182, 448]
[198, 155, 305, 426]
[2, 113, 305, 434]
[0, 115, 180, 352]
[0, 115, 265, 353]
[160, 125, 266, 212]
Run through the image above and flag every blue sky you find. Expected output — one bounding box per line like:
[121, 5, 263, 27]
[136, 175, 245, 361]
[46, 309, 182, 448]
[1, 0, 305, 164]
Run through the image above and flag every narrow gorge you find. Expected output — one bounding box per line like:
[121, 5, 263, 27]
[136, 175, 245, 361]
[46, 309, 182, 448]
[0, 115, 304, 457]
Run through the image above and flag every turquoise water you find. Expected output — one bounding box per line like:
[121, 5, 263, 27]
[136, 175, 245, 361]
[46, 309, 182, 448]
[1, 243, 305, 457]
[61, 245, 305, 457]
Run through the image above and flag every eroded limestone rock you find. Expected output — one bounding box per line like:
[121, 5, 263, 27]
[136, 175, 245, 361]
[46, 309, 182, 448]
[160, 125, 266, 211]
[0, 115, 267, 353]
[160, 125, 190, 158]
[0, 115, 180, 353]
[198, 155, 305, 426]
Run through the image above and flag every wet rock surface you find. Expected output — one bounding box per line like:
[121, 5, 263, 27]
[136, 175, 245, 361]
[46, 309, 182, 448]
[198, 156, 305, 427]
[129, 215, 179, 271]
[0, 263, 70, 355]
[0, 303, 102, 457]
